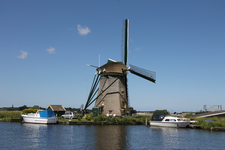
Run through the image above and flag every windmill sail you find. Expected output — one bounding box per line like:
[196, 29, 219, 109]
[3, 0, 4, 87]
[129, 64, 156, 83]
[124, 19, 129, 65]
[122, 19, 129, 108]
[121, 19, 129, 65]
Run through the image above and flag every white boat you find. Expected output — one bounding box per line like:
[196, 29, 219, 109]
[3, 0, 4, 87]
[22, 110, 57, 124]
[149, 114, 190, 128]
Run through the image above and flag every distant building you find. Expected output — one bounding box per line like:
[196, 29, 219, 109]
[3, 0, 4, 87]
[47, 105, 66, 117]
[203, 105, 222, 112]
[194, 105, 224, 118]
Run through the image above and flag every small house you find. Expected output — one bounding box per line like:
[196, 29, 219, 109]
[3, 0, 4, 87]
[47, 105, 66, 117]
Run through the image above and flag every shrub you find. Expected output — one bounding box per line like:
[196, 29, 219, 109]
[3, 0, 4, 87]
[86, 115, 92, 121]
[116, 119, 122, 125]
[110, 117, 116, 123]
[22, 108, 41, 114]
[184, 112, 193, 118]
[93, 115, 106, 122]
[139, 118, 146, 123]
[105, 118, 110, 124]
[195, 118, 205, 125]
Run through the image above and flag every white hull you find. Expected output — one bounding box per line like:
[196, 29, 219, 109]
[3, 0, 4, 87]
[150, 121, 189, 128]
[22, 116, 57, 124]
[22, 110, 57, 124]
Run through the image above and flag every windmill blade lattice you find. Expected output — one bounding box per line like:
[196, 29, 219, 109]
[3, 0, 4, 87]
[129, 64, 156, 83]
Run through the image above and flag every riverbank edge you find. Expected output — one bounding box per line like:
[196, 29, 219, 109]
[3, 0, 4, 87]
[1, 119, 225, 131]
[0, 119, 23, 122]
[0, 119, 144, 125]
[58, 121, 144, 125]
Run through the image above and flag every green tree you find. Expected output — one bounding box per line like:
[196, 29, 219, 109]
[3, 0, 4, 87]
[18, 105, 28, 111]
[153, 109, 168, 114]
[32, 105, 40, 109]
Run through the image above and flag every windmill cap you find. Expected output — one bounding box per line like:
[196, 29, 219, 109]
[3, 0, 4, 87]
[97, 62, 128, 75]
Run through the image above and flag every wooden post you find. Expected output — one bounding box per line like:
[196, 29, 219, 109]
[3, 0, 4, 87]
[146, 118, 147, 126]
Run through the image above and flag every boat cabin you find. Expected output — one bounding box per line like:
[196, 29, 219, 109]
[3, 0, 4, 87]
[151, 113, 169, 121]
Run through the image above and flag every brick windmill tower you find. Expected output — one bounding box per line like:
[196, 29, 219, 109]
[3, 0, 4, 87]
[85, 19, 156, 116]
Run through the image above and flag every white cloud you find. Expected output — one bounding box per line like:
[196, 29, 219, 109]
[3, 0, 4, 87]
[135, 47, 141, 51]
[47, 47, 56, 54]
[77, 24, 90, 35]
[17, 50, 28, 59]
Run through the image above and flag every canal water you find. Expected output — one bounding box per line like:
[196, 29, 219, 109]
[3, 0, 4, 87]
[0, 122, 224, 150]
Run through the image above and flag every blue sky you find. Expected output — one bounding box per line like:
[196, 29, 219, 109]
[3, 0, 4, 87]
[0, 0, 224, 112]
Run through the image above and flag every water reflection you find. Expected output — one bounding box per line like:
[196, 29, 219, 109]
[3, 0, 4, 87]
[21, 123, 48, 149]
[1, 122, 225, 150]
[94, 125, 128, 150]
[150, 127, 182, 149]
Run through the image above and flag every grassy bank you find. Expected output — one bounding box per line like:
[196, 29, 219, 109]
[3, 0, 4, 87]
[57, 117, 91, 122]
[194, 117, 225, 128]
[184, 112, 225, 128]
[58, 114, 152, 124]
[2, 111, 225, 128]
[0, 111, 151, 124]
[0, 111, 22, 119]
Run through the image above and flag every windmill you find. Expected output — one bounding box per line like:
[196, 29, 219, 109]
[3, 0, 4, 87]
[84, 19, 156, 116]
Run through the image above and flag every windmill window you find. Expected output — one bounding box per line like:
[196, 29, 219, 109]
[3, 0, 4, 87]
[121, 91, 124, 95]
[109, 111, 113, 115]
